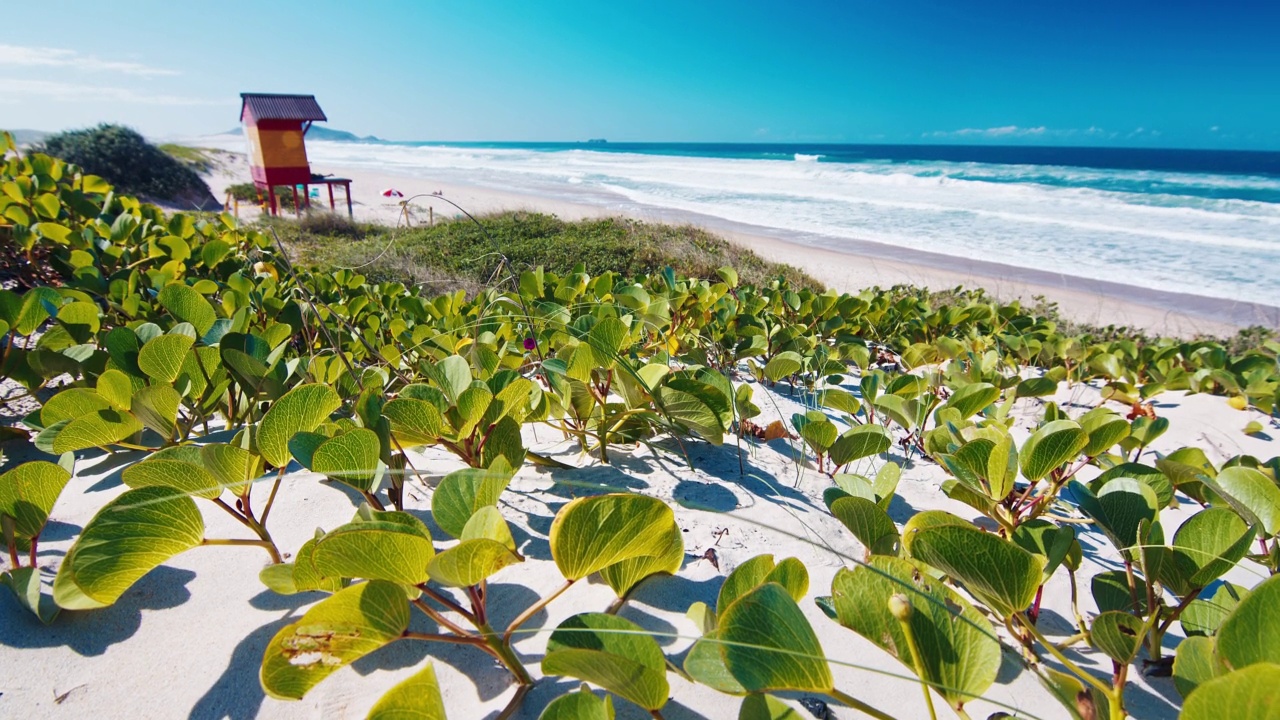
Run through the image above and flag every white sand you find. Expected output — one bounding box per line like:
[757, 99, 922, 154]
[198, 151, 1279, 339]
[2, 375, 1274, 719]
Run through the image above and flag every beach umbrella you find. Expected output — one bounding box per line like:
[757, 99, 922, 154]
[381, 188, 404, 198]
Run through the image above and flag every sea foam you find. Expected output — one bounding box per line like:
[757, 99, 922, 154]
[302, 141, 1280, 306]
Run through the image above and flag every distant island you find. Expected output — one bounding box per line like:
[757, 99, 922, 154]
[586, 138, 608, 144]
[222, 125, 384, 143]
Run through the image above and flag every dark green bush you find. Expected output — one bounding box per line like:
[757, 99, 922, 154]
[38, 124, 215, 208]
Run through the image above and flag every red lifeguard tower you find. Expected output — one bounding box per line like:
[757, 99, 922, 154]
[239, 92, 353, 217]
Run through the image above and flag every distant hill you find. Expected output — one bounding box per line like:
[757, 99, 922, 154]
[222, 126, 383, 143]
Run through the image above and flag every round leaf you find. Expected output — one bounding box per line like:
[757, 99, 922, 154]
[53, 486, 204, 609]
[260, 580, 410, 700]
[549, 494, 680, 582]
[1019, 419, 1087, 481]
[542, 613, 669, 711]
[717, 582, 832, 693]
[367, 662, 447, 720]
[909, 523, 1046, 618]
[831, 556, 1000, 711]
[1218, 575, 1280, 671]
[1181, 663, 1280, 720]
[311, 428, 382, 492]
[137, 333, 195, 383]
[258, 384, 342, 468]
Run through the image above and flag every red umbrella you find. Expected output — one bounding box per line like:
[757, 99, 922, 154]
[381, 188, 404, 198]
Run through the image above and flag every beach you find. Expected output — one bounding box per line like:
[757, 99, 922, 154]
[201, 146, 1280, 338]
[4, 375, 1272, 720]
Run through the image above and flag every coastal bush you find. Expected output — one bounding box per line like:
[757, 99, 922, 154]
[282, 210, 822, 291]
[2, 129, 1280, 718]
[36, 124, 217, 209]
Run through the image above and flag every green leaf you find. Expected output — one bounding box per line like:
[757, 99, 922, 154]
[1090, 611, 1145, 664]
[313, 510, 435, 585]
[830, 496, 899, 556]
[763, 352, 803, 382]
[717, 555, 810, 612]
[2, 567, 60, 623]
[201, 443, 262, 497]
[433, 355, 472, 404]
[431, 463, 514, 538]
[540, 685, 615, 720]
[41, 387, 111, 425]
[383, 397, 445, 446]
[51, 408, 143, 453]
[656, 383, 725, 445]
[427, 537, 521, 587]
[96, 369, 136, 410]
[542, 613, 669, 711]
[831, 556, 1000, 711]
[367, 662, 448, 720]
[157, 283, 217, 336]
[1069, 478, 1159, 553]
[1183, 582, 1248, 637]
[1206, 466, 1280, 537]
[132, 384, 182, 438]
[258, 384, 342, 468]
[1019, 419, 1087, 481]
[828, 425, 892, 467]
[798, 418, 838, 453]
[311, 429, 382, 492]
[909, 523, 1045, 618]
[549, 493, 680, 581]
[1181, 663, 1280, 720]
[0, 460, 71, 539]
[53, 486, 204, 609]
[1158, 508, 1256, 597]
[1015, 377, 1058, 399]
[260, 580, 410, 700]
[1079, 411, 1131, 457]
[1218, 575, 1280, 670]
[944, 382, 1000, 419]
[1173, 636, 1227, 699]
[587, 317, 628, 368]
[717, 582, 832, 693]
[598, 520, 683, 598]
[122, 458, 224, 500]
[137, 333, 195, 383]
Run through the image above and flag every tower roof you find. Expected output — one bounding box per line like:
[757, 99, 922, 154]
[239, 93, 328, 123]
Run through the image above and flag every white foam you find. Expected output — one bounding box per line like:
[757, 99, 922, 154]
[299, 141, 1280, 305]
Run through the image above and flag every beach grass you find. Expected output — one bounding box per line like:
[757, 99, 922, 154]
[276, 210, 822, 293]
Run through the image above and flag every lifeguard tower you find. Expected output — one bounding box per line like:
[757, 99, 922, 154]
[239, 92, 353, 217]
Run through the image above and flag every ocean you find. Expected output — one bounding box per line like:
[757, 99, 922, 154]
[301, 141, 1280, 307]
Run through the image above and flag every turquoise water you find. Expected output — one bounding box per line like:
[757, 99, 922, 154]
[303, 140, 1280, 306]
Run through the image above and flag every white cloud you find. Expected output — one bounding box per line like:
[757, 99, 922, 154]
[1210, 125, 1220, 132]
[926, 125, 1050, 139]
[0, 79, 223, 106]
[0, 44, 178, 77]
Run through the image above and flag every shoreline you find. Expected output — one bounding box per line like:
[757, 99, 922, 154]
[203, 154, 1279, 337]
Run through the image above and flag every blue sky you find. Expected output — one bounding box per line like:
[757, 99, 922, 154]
[3, 0, 1278, 149]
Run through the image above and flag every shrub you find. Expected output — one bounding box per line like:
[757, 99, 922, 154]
[37, 124, 217, 209]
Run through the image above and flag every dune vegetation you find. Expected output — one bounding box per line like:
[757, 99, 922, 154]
[2, 130, 1280, 719]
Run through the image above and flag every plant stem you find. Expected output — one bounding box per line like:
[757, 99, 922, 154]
[259, 470, 285, 525]
[1015, 613, 1116, 701]
[201, 538, 280, 560]
[419, 585, 476, 622]
[504, 579, 573, 645]
[402, 630, 489, 647]
[895, 612, 938, 720]
[411, 598, 478, 639]
[826, 688, 896, 720]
